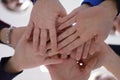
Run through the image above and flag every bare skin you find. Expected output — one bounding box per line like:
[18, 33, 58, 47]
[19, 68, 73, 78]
[57, 0, 117, 60]
[25, 0, 66, 55]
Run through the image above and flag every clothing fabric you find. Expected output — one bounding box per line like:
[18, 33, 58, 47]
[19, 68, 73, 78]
[0, 57, 22, 80]
[0, 0, 35, 80]
[110, 45, 120, 56]
[116, 0, 120, 14]
[82, 0, 104, 6]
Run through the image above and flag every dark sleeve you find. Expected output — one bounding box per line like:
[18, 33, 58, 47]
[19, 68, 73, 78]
[0, 20, 10, 30]
[116, 0, 120, 14]
[31, 0, 36, 4]
[109, 45, 120, 56]
[0, 57, 22, 80]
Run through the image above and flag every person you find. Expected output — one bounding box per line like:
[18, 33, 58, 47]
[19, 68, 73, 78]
[55, 0, 119, 60]
[0, 29, 63, 80]
[0, 0, 119, 79]
[25, 0, 66, 55]
[91, 42, 120, 79]
[0, 0, 66, 79]
[47, 52, 97, 80]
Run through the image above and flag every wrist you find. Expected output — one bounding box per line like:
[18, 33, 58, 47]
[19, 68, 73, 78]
[10, 27, 25, 48]
[47, 66, 61, 80]
[0, 28, 8, 44]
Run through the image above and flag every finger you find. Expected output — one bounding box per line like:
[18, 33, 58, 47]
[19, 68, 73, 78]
[59, 8, 67, 18]
[82, 40, 91, 59]
[40, 29, 47, 55]
[58, 33, 77, 50]
[25, 22, 34, 40]
[49, 28, 57, 55]
[89, 39, 100, 55]
[76, 45, 84, 60]
[33, 27, 40, 51]
[58, 27, 76, 42]
[71, 50, 76, 59]
[58, 17, 76, 30]
[44, 58, 63, 65]
[58, 7, 79, 24]
[47, 48, 58, 57]
[59, 38, 83, 54]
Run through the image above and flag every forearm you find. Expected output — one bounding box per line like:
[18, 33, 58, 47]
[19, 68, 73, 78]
[95, 44, 120, 79]
[98, 0, 117, 20]
[4, 57, 23, 73]
[0, 27, 26, 48]
[103, 47, 120, 79]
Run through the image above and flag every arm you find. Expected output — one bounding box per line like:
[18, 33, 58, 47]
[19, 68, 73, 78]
[94, 43, 120, 79]
[0, 29, 63, 80]
[0, 27, 25, 48]
[57, 0, 117, 59]
[0, 27, 25, 80]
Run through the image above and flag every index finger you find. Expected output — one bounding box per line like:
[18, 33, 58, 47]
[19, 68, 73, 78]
[49, 28, 57, 56]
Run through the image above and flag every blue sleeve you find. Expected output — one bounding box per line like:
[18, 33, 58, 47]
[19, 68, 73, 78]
[82, 0, 104, 6]
[0, 57, 22, 80]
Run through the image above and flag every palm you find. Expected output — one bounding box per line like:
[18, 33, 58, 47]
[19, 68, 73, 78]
[47, 51, 97, 80]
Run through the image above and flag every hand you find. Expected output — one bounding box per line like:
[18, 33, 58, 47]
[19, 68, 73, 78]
[5, 33, 63, 73]
[71, 39, 100, 60]
[47, 51, 97, 80]
[26, 0, 66, 55]
[57, 1, 117, 56]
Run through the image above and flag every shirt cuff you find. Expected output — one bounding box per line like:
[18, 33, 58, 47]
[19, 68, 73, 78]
[82, 0, 104, 6]
[0, 57, 22, 80]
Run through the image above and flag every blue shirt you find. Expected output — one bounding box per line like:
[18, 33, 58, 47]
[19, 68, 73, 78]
[82, 0, 103, 6]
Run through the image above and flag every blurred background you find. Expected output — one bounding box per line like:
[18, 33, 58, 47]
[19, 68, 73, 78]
[0, 0, 119, 80]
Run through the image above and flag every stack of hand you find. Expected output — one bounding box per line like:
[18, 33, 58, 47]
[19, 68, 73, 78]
[5, 0, 119, 80]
